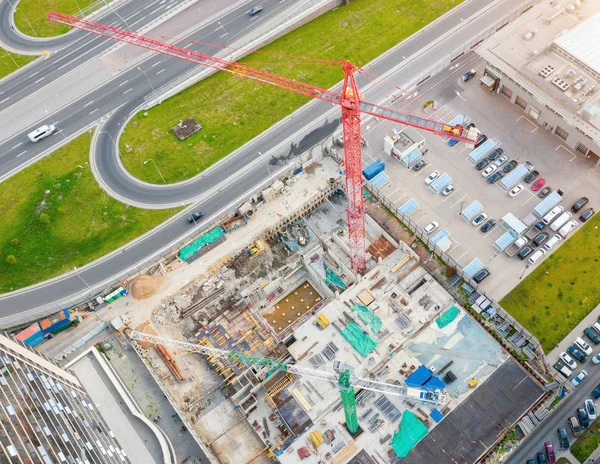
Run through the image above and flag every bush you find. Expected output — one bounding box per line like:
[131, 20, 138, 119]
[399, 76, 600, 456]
[39, 213, 51, 225]
[6, 255, 17, 265]
[423, 100, 434, 109]
[58, 207, 67, 215]
[10, 239, 19, 246]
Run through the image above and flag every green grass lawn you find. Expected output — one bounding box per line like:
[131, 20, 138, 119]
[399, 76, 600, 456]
[14, 0, 97, 37]
[556, 458, 572, 464]
[571, 422, 600, 462]
[500, 214, 600, 352]
[120, 0, 461, 184]
[1, 48, 37, 79]
[0, 132, 180, 294]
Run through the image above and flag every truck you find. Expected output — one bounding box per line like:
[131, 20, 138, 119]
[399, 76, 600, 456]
[525, 221, 545, 239]
[505, 237, 528, 257]
[553, 360, 572, 379]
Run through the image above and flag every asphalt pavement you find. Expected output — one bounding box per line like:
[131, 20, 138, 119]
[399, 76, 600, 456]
[0, 0, 531, 322]
[0, 0, 197, 113]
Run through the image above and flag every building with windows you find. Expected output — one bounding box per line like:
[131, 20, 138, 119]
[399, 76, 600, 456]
[0, 334, 128, 463]
[477, 0, 600, 165]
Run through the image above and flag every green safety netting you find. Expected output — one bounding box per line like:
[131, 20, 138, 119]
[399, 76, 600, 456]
[341, 322, 378, 356]
[435, 305, 460, 329]
[350, 304, 382, 334]
[179, 227, 224, 261]
[325, 268, 346, 290]
[391, 411, 428, 458]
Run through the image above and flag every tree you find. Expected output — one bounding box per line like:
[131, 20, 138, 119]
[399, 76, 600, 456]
[39, 213, 51, 225]
[6, 255, 17, 265]
[10, 239, 19, 246]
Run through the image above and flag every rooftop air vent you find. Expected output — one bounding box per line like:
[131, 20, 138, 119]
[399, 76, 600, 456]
[566, 4, 575, 12]
[539, 65, 556, 78]
[552, 76, 570, 91]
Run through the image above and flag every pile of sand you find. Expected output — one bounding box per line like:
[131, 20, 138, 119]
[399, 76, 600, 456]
[128, 274, 162, 300]
[133, 322, 158, 349]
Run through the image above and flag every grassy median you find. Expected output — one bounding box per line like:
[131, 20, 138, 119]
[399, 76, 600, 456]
[14, 0, 96, 37]
[500, 214, 600, 352]
[1, 48, 37, 79]
[120, 0, 461, 184]
[571, 422, 600, 462]
[0, 132, 180, 294]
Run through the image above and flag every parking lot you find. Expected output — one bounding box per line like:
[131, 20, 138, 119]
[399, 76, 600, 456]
[357, 58, 600, 300]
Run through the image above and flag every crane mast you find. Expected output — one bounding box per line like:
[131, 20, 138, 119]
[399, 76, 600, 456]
[47, 11, 475, 274]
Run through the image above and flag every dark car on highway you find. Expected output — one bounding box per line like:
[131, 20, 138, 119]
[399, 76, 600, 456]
[523, 170, 539, 183]
[480, 219, 496, 233]
[475, 134, 488, 148]
[487, 171, 505, 183]
[533, 233, 549, 247]
[557, 428, 569, 449]
[186, 211, 204, 223]
[538, 186, 552, 198]
[518, 246, 534, 260]
[568, 345, 587, 363]
[577, 408, 590, 428]
[580, 208, 595, 222]
[412, 160, 427, 171]
[572, 197, 589, 212]
[475, 158, 491, 170]
[248, 6, 263, 16]
[503, 160, 518, 173]
[487, 148, 504, 161]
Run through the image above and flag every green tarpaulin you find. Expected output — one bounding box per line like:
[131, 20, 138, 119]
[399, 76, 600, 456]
[341, 322, 378, 356]
[350, 304, 382, 334]
[391, 411, 428, 458]
[325, 268, 346, 290]
[179, 227, 224, 261]
[436, 305, 460, 329]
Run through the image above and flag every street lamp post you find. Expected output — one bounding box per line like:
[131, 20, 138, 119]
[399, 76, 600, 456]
[520, 264, 530, 280]
[73, 266, 90, 288]
[137, 66, 156, 93]
[458, 201, 465, 216]
[144, 159, 166, 184]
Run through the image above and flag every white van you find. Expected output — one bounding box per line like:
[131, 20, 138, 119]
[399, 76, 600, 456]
[592, 322, 600, 336]
[559, 220, 578, 237]
[528, 248, 547, 264]
[544, 234, 562, 251]
[556, 364, 573, 379]
[424, 221, 439, 234]
[575, 337, 593, 355]
[27, 124, 56, 143]
[551, 212, 572, 231]
[543, 205, 564, 225]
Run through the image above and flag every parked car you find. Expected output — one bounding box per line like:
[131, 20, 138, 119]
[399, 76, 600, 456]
[186, 211, 204, 223]
[557, 427, 570, 449]
[538, 186, 552, 198]
[532, 178, 546, 191]
[475, 134, 488, 148]
[481, 165, 497, 178]
[462, 69, 476, 81]
[575, 337, 593, 355]
[424, 170, 440, 185]
[472, 213, 488, 227]
[528, 248, 546, 264]
[523, 170, 539, 183]
[424, 221, 439, 234]
[473, 268, 490, 283]
[586, 399, 597, 421]
[509, 184, 524, 197]
[568, 345, 587, 363]
[448, 138, 459, 147]
[494, 155, 508, 167]
[580, 208, 595, 222]
[475, 158, 491, 170]
[577, 407, 590, 428]
[487, 148, 504, 161]
[248, 5, 263, 16]
[559, 220, 578, 238]
[571, 370, 588, 387]
[593, 384, 600, 399]
[442, 184, 455, 196]
[536, 453, 547, 464]
[545, 442, 556, 463]
[487, 171, 505, 183]
[584, 327, 600, 345]
[560, 352, 577, 369]
[503, 160, 518, 173]
[524, 160, 534, 170]
[526, 459, 536, 464]
[412, 160, 427, 171]
[480, 219, 496, 233]
[518, 246, 534, 260]
[532, 232, 549, 247]
[592, 353, 600, 365]
[572, 197, 589, 212]
[569, 415, 582, 436]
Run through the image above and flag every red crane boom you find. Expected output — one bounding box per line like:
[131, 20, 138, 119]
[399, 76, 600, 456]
[47, 11, 473, 273]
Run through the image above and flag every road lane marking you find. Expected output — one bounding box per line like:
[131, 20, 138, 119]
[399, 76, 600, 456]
[119, 80, 129, 86]
[89, 108, 99, 114]
[220, 33, 228, 38]
[0, 97, 9, 104]
[34, 77, 45, 83]
[123, 88, 133, 94]
[151, 60, 162, 67]
[156, 68, 165, 74]
[84, 101, 94, 107]
[12, 143, 22, 149]
[17, 151, 27, 157]
[29, 71, 39, 78]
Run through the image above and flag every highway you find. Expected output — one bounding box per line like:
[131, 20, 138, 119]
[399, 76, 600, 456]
[507, 368, 600, 463]
[0, 0, 531, 322]
[0, 0, 199, 113]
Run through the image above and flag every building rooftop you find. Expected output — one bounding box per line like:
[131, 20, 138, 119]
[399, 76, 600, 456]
[476, 0, 600, 142]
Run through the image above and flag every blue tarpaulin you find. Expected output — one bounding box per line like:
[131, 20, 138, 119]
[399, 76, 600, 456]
[468, 139, 497, 163]
[369, 171, 389, 188]
[461, 201, 484, 221]
[405, 365, 433, 388]
[499, 164, 529, 190]
[430, 409, 444, 423]
[430, 173, 452, 193]
[463, 258, 484, 278]
[430, 229, 450, 245]
[424, 376, 446, 391]
[402, 148, 422, 166]
[399, 199, 419, 216]
[534, 191, 562, 218]
[494, 230, 519, 251]
[363, 160, 385, 180]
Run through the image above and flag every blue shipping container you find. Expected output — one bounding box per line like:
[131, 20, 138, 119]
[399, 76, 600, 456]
[362, 160, 385, 180]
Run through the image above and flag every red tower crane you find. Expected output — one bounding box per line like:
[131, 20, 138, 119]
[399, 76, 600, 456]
[47, 11, 474, 273]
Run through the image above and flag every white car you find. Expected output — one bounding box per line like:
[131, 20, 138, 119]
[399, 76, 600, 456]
[571, 369, 588, 387]
[442, 184, 455, 196]
[494, 155, 508, 167]
[560, 352, 577, 370]
[424, 221, 439, 234]
[472, 213, 488, 227]
[424, 170, 440, 185]
[575, 337, 593, 356]
[586, 399, 597, 421]
[481, 165, 497, 178]
[592, 353, 600, 365]
[509, 184, 524, 198]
